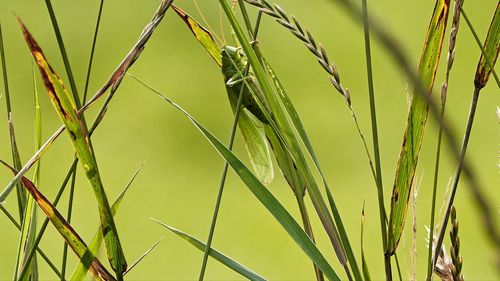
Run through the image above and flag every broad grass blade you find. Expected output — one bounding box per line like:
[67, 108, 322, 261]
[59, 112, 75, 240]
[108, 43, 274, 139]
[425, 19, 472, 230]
[474, 3, 499, 90]
[153, 219, 267, 281]
[132, 75, 341, 281]
[17, 18, 127, 276]
[387, 0, 451, 255]
[70, 164, 144, 281]
[0, 160, 115, 281]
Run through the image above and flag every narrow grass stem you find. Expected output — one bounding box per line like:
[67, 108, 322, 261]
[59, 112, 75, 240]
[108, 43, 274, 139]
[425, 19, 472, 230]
[60, 170, 77, 280]
[1, 20, 26, 224]
[197, 70, 247, 281]
[198, 8, 262, 281]
[427, 0, 463, 278]
[1, 21, 27, 279]
[394, 255, 402, 281]
[296, 194, 325, 281]
[1, 205, 62, 279]
[360, 5, 393, 279]
[432, 86, 499, 278]
[44, 0, 81, 107]
[426, 101, 446, 280]
[82, 0, 104, 103]
[361, 0, 387, 255]
[17, 159, 78, 280]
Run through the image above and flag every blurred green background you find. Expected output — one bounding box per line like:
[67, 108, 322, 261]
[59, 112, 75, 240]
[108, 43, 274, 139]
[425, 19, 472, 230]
[0, 0, 498, 280]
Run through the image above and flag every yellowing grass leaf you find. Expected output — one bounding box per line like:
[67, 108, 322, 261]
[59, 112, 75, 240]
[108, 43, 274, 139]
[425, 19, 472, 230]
[0, 160, 115, 281]
[387, 0, 451, 255]
[17, 18, 127, 276]
[172, 5, 222, 66]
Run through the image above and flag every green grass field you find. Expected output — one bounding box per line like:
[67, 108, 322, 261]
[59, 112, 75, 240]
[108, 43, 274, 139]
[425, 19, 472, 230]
[0, 0, 498, 280]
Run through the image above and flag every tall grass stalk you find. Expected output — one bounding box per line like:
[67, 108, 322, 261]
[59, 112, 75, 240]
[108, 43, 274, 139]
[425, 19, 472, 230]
[426, 0, 464, 279]
[360, 0, 394, 279]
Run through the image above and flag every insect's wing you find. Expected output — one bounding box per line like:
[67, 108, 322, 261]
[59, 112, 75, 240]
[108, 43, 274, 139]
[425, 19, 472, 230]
[264, 124, 305, 196]
[237, 108, 274, 185]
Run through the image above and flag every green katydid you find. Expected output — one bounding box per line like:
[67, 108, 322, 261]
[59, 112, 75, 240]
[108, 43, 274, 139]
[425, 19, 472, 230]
[171, 5, 348, 280]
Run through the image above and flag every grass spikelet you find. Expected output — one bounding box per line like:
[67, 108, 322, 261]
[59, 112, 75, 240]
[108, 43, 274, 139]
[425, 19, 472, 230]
[449, 207, 463, 281]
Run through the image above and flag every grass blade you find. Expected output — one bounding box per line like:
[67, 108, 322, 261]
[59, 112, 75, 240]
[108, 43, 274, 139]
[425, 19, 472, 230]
[154, 219, 267, 281]
[387, 0, 451, 256]
[0, 20, 27, 225]
[361, 0, 387, 265]
[0, 160, 116, 281]
[44, 0, 80, 107]
[360, 203, 371, 281]
[123, 238, 163, 276]
[131, 75, 341, 281]
[17, 18, 127, 278]
[70, 163, 144, 281]
[15, 67, 42, 280]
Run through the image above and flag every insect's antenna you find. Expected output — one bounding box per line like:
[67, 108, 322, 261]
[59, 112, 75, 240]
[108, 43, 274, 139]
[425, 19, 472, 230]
[219, 6, 226, 43]
[193, 0, 223, 45]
